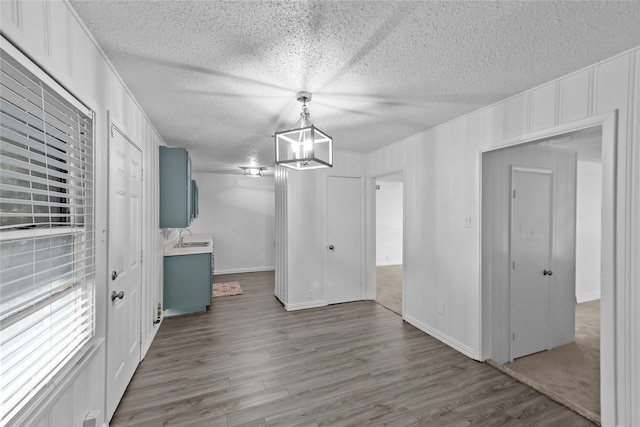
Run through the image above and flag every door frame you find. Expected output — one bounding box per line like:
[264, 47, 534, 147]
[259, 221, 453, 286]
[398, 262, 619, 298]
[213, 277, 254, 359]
[479, 111, 618, 424]
[105, 114, 143, 421]
[370, 170, 406, 316]
[509, 166, 554, 361]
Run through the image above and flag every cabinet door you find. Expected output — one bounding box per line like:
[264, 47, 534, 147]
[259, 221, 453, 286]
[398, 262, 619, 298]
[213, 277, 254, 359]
[159, 147, 191, 228]
[164, 253, 212, 315]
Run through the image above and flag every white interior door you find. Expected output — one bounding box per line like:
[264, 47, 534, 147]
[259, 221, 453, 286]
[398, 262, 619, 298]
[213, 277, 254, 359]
[107, 124, 142, 421]
[511, 167, 553, 360]
[327, 176, 362, 304]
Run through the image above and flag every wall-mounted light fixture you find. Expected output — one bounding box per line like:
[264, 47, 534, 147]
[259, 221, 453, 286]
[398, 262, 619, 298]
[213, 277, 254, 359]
[240, 166, 265, 177]
[274, 92, 333, 170]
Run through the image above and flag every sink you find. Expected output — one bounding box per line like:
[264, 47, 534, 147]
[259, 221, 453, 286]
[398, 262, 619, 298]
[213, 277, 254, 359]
[178, 241, 210, 248]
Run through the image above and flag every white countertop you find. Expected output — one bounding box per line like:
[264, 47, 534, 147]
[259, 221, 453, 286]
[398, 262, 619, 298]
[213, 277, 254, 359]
[163, 233, 214, 256]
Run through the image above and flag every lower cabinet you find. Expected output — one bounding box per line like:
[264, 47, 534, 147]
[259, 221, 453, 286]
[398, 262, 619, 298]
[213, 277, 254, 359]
[163, 253, 212, 316]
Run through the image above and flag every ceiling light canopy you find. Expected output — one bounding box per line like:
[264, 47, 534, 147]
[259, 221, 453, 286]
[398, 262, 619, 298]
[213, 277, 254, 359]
[240, 166, 265, 177]
[274, 92, 333, 171]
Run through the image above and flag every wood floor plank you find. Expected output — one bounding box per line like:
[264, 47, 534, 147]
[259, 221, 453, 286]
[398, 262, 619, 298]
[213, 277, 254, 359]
[110, 271, 594, 426]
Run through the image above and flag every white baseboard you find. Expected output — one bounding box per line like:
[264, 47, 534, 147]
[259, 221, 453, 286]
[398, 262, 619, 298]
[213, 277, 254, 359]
[141, 320, 162, 361]
[285, 300, 327, 311]
[576, 291, 601, 303]
[214, 266, 275, 275]
[404, 314, 479, 360]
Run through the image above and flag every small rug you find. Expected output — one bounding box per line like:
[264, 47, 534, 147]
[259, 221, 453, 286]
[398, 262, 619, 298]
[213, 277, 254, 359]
[213, 281, 243, 298]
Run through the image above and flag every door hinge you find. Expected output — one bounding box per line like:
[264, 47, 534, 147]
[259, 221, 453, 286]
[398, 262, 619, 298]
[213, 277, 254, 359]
[141, 250, 143, 264]
[513, 332, 515, 341]
[512, 261, 515, 270]
[513, 189, 516, 199]
[141, 168, 144, 182]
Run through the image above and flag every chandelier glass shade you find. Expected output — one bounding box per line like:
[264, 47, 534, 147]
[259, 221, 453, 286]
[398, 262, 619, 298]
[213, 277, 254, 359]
[274, 92, 333, 170]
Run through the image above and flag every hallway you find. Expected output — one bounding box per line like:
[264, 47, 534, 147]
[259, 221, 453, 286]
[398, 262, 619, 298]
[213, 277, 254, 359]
[110, 271, 594, 426]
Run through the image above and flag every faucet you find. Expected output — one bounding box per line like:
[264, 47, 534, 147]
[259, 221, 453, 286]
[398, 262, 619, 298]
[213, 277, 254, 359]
[178, 229, 192, 247]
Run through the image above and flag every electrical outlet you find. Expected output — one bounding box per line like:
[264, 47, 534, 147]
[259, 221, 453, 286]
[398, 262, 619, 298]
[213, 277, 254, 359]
[464, 216, 471, 228]
[232, 226, 238, 232]
[83, 410, 100, 427]
[309, 290, 313, 299]
[437, 301, 445, 315]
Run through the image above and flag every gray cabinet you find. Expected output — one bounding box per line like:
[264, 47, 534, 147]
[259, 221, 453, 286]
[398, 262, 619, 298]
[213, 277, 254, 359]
[159, 146, 198, 228]
[163, 253, 212, 315]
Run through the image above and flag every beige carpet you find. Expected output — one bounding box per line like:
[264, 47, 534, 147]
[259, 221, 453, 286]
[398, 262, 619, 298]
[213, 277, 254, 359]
[212, 281, 243, 297]
[490, 300, 600, 425]
[375, 265, 402, 315]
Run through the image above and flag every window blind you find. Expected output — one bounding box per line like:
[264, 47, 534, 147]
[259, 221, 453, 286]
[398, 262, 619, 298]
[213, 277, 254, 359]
[0, 45, 95, 424]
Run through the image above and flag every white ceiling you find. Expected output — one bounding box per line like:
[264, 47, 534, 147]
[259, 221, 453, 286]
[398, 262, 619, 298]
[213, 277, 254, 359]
[538, 126, 602, 163]
[69, 1, 640, 174]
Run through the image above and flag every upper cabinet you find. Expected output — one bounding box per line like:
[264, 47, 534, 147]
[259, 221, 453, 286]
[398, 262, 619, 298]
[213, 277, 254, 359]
[159, 146, 198, 228]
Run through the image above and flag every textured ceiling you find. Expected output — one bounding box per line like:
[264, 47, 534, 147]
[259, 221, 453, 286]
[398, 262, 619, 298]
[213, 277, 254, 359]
[70, 1, 640, 174]
[538, 126, 602, 163]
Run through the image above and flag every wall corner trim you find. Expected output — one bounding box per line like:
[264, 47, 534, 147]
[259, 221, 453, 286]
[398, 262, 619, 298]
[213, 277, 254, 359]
[404, 314, 479, 361]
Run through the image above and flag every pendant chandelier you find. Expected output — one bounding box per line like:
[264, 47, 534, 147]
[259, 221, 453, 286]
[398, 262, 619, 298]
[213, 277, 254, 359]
[274, 92, 333, 170]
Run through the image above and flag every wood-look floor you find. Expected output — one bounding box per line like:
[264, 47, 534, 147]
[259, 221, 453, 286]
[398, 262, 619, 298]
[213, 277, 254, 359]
[376, 265, 403, 315]
[111, 271, 594, 426]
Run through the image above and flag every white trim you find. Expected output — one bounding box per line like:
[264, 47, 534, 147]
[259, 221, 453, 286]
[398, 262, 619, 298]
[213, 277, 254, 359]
[215, 266, 275, 275]
[480, 112, 614, 153]
[285, 300, 327, 311]
[404, 314, 478, 360]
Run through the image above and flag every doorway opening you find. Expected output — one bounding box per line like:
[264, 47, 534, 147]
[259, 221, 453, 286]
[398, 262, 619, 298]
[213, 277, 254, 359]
[374, 172, 404, 315]
[481, 125, 604, 423]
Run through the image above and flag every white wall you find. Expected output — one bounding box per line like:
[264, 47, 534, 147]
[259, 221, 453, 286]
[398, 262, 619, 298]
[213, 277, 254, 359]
[7, 1, 638, 424]
[576, 160, 602, 303]
[1, 1, 165, 425]
[275, 150, 365, 310]
[363, 47, 640, 426]
[190, 172, 275, 274]
[482, 145, 577, 362]
[375, 181, 403, 266]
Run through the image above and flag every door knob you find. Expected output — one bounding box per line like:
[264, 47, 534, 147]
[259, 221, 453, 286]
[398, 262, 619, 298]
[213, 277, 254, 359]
[543, 269, 553, 276]
[328, 245, 335, 250]
[111, 271, 118, 280]
[111, 290, 124, 301]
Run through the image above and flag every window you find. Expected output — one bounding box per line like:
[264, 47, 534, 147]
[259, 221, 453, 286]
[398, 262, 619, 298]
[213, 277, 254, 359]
[0, 44, 95, 423]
